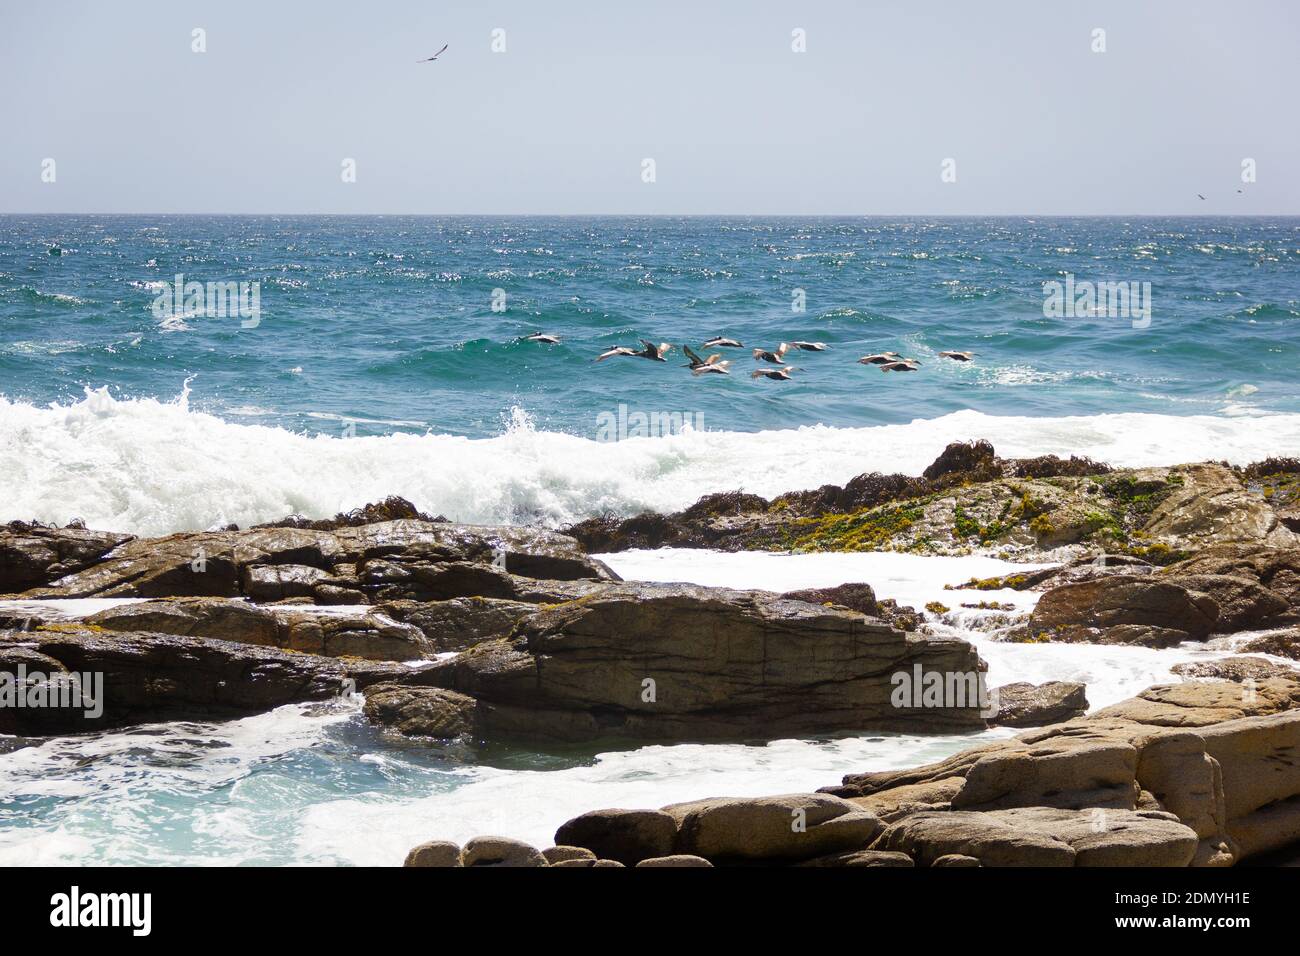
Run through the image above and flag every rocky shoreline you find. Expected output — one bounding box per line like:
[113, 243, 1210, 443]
[3, 445, 1299, 865]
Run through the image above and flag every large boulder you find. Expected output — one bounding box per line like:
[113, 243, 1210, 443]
[361, 685, 478, 738]
[410, 582, 989, 743]
[992, 681, 1089, 727]
[1029, 575, 1219, 641]
[874, 807, 1198, 867]
[553, 809, 678, 865]
[667, 793, 883, 863]
[0, 522, 133, 594]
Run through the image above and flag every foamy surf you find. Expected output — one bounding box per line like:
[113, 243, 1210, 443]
[3, 386, 1300, 536]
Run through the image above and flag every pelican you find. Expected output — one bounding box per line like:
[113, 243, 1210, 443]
[787, 341, 829, 351]
[692, 359, 731, 376]
[682, 344, 727, 370]
[752, 367, 798, 381]
[597, 340, 672, 362]
[418, 44, 449, 62]
[857, 352, 902, 365]
[522, 332, 560, 344]
[938, 350, 973, 362]
[753, 344, 790, 364]
[702, 336, 744, 348]
[880, 360, 920, 372]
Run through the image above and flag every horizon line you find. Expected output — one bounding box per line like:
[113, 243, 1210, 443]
[2, 211, 1297, 219]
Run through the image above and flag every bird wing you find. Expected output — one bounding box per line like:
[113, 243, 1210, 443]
[597, 347, 628, 361]
[777, 343, 790, 356]
[704, 353, 723, 365]
[682, 344, 703, 365]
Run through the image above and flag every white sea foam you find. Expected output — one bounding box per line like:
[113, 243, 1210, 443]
[3, 385, 1299, 536]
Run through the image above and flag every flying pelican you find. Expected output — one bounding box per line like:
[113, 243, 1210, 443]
[938, 350, 973, 361]
[418, 44, 449, 62]
[787, 341, 829, 351]
[753, 344, 790, 364]
[682, 344, 726, 370]
[857, 351, 902, 365]
[597, 340, 672, 362]
[522, 332, 560, 344]
[880, 360, 920, 372]
[752, 367, 798, 381]
[692, 359, 731, 376]
[702, 336, 744, 348]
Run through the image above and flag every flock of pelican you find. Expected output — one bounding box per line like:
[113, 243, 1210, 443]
[520, 332, 973, 381]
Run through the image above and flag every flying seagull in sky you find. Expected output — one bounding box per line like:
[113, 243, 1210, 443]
[418, 44, 449, 62]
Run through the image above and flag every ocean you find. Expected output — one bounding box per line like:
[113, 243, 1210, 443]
[2, 215, 1299, 534]
[1, 215, 1297, 865]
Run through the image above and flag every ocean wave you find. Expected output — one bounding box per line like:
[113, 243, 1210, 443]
[3, 386, 1300, 536]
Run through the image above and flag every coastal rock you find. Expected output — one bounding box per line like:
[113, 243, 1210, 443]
[17, 520, 616, 602]
[667, 793, 883, 863]
[1141, 463, 1300, 551]
[553, 809, 678, 866]
[460, 836, 547, 867]
[1171, 656, 1297, 684]
[376, 597, 540, 652]
[84, 598, 431, 661]
[795, 849, 914, 867]
[415, 582, 988, 742]
[1158, 573, 1289, 632]
[542, 846, 596, 864]
[0, 625, 404, 733]
[403, 841, 462, 867]
[874, 807, 1198, 867]
[635, 854, 713, 867]
[1029, 575, 1219, 641]
[991, 681, 1089, 727]
[780, 582, 879, 616]
[0, 522, 133, 594]
[1243, 628, 1300, 661]
[361, 685, 478, 739]
[1160, 544, 1300, 608]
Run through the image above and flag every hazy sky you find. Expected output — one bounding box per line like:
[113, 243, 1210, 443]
[2, 0, 1296, 214]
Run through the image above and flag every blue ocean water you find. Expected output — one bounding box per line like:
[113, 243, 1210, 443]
[3, 215, 1298, 436]
[2, 215, 1299, 535]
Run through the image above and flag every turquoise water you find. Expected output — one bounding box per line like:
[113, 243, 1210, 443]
[3, 215, 1298, 437]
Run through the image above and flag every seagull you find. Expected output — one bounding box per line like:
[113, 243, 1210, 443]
[858, 351, 902, 365]
[418, 44, 449, 62]
[522, 332, 560, 344]
[880, 360, 920, 372]
[753, 344, 790, 364]
[702, 336, 744, 348]
[938, 350, 973, 361]
[682, 344, 727, 370]
[787, 341, 829, 352]
[752, 367, 798, 381]
[597, 340, 672, 362]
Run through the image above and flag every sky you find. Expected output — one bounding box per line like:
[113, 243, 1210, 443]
[1, 0, 1297, 215]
